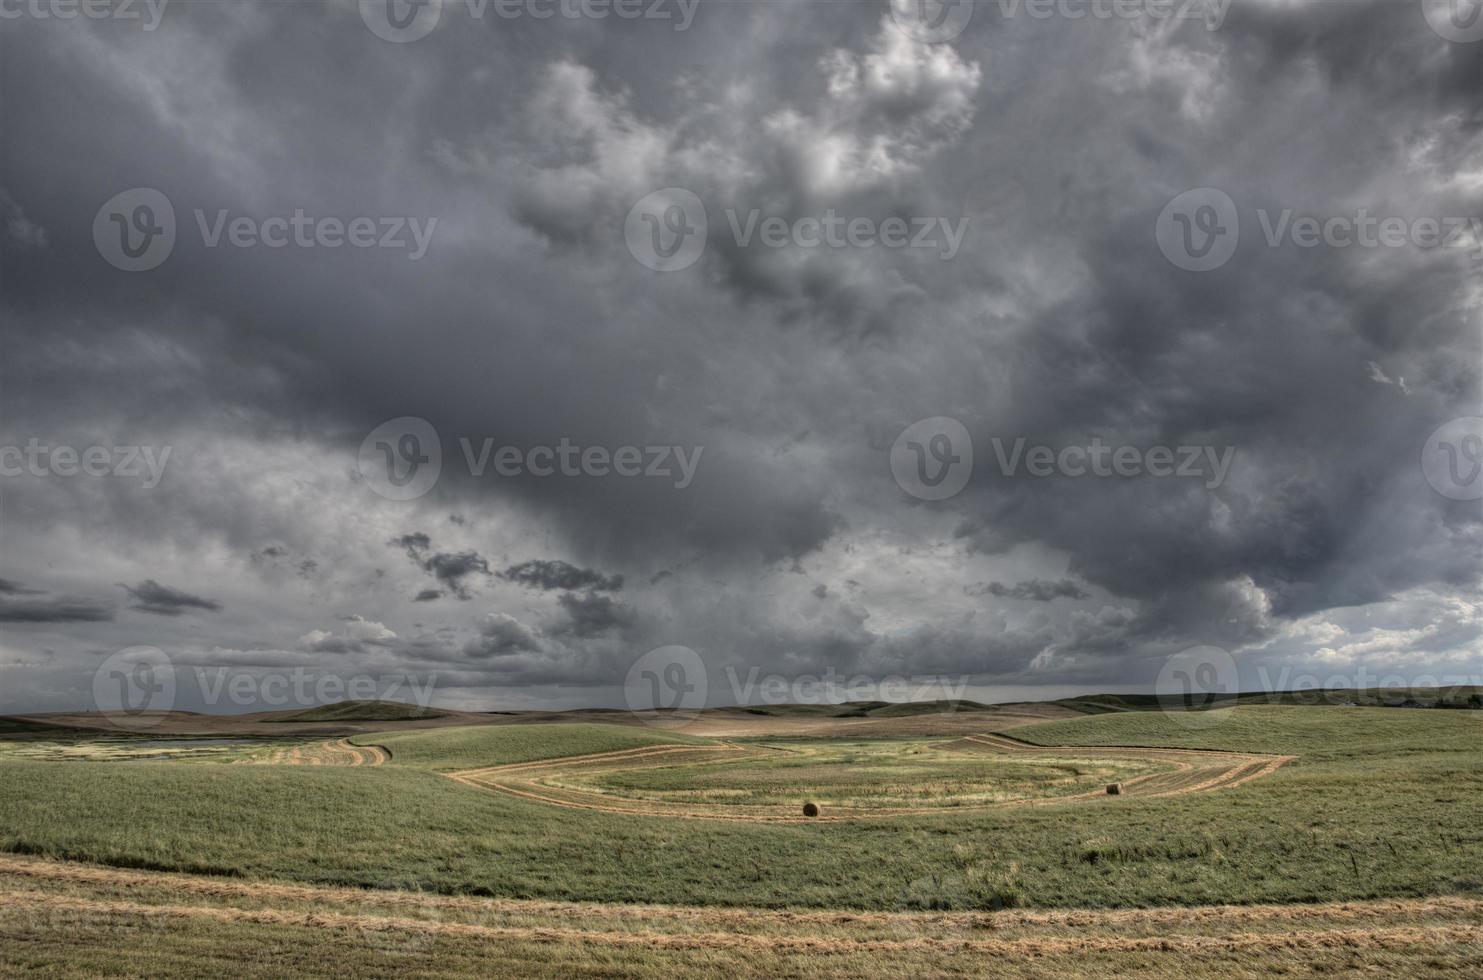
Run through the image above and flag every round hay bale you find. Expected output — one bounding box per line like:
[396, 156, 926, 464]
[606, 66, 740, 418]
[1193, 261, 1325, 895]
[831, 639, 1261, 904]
[1105, 783, 1122, 795]
[802, 801, 820, 817]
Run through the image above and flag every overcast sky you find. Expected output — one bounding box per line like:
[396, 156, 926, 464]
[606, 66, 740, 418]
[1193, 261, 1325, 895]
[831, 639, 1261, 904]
[1, 0, 1480, 714]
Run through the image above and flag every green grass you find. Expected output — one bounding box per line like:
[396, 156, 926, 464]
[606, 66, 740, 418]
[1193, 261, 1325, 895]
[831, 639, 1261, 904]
[0, 711, 1477, 910]
[358, 722, 711, 771]
[1005, 704, 1481, 762]
[562, 739, 1167, 808]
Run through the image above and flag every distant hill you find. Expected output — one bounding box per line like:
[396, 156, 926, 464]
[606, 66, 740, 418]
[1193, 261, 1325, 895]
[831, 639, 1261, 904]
[263, 700, 448, 723]
[719, 699, 995, 719]
[0, 716, 73, 735]
[1053, 688, 1483, 714]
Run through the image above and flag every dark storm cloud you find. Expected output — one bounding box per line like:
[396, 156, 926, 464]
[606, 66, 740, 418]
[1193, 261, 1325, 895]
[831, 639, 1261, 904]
[554, 591, 637, 638]
[120, 579, 222, 616]
[500, 560, 623, 593]
[393, 534, 491, 600]
[422, 552, 491, 600]
[464, 613, 544, 658]
[0, 1, 1478, 711]
[0, 590, 115, 623]
[968, 579, 1091, 602]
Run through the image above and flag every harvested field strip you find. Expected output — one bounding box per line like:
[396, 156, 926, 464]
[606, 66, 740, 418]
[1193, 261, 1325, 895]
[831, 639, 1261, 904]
[3, 855, 1480, 941]
[958, 734, 1294, 800]
[4, 885, 1480, 957]
[445, 735, 1294, 822]
[240, 738, 388, 767]
[457, 743, 742, 777]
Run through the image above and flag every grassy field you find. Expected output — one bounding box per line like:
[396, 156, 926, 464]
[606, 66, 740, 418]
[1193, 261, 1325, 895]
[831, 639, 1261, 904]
[1, 853, 1477, 978]
[1006, 703, 1482, 759]
[0, 706, 1476, 912]
[550, 738, 1171, 808]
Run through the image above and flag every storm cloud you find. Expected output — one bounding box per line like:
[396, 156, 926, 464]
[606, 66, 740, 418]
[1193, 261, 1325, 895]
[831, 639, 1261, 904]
[0, 0, 1477, 713]
[501, 560, 624, 593]
[120, 580, 222, 616]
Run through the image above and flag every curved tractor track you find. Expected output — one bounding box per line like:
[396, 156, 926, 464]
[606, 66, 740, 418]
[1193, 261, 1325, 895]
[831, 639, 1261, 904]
[444, 735, 1294, 823]
[3, 855, 1478, 962]
[242, 738, 389, 767]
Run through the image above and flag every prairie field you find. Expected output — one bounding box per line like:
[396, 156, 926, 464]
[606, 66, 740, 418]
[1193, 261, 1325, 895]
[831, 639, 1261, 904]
[0, 704, 1478, 977]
